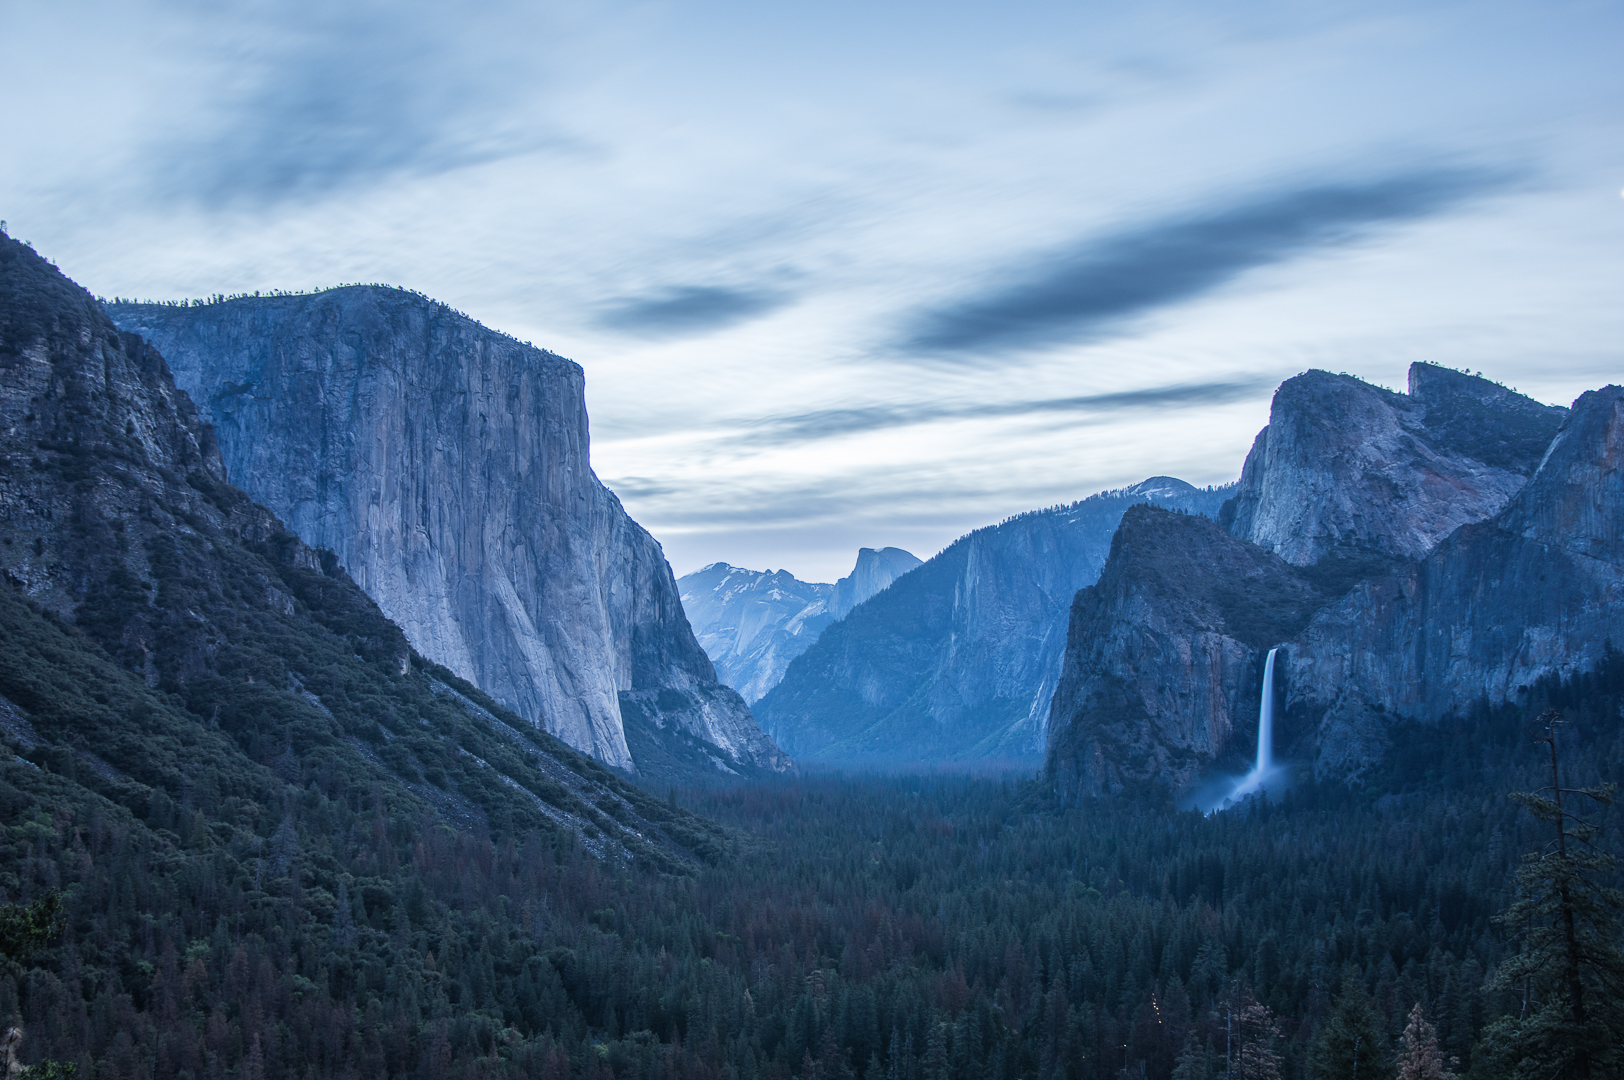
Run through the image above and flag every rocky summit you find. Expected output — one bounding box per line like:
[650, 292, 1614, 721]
[1221, 364, 1566, 567]
[109, 290, 786, 782]
[1045, 365, 1620, 799]
[678, 546, 921, 705]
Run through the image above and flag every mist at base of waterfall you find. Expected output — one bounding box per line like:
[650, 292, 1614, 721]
[1184, 763, 1292, 814]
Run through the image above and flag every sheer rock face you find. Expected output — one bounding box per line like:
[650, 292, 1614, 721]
[830, 547, 923, 620]
[757, 478, 1232, 766]
[1044, 507, 1329, 800]
[1044, 366, 1619, 798]
[679, 564, 836, 706]
[678, 547, 922, 705]
[109, 291, 785, 775]
[1222, 365, 1566, 566]
[1287, 385, 1624, 771]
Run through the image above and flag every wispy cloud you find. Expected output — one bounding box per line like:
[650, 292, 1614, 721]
[597, 285, 790, 337]
[732, 378, 1270, 447]
[146, 0, 565, 207]
[897, 165, 1515, 359]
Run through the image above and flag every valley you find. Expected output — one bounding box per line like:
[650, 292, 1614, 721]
[1, 230, 1620, 1080]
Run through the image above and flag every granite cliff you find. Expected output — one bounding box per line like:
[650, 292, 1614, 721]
[830, 547, 923, 620]
[109, 290, 786, 780]
[678, 546, 921, 704]
[1045, 506, 1330, 800]
[1046, 365, 1616, 799]
[1221, 364, 1566, 566]
[1287, 383, 1624, 779]
[0, 231, 725, 865]
[758, 478, 1232, 766]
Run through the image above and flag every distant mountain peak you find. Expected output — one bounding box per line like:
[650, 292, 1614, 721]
[678, 546, 922, 705]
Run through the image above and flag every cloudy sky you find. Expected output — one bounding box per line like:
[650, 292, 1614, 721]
[3, 0, 1620, 581]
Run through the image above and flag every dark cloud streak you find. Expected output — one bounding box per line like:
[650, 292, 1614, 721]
[734, 378, 1269, 447]
[598, 285, 789, 337]
[899, 166, 1514, 358]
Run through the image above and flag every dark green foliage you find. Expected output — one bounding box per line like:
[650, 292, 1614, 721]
[1469, 716, 1624, 1079]
[4, 234, 1620, 1080]
[0, 893, 62, 962]
[1308, 985, 1395, 1080]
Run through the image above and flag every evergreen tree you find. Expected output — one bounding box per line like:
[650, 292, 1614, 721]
[1171, 1034, 1215, 1080]
[0, 892, 62, 964]
[1396, 1004, 1456, 1080]
[1309, 984, 1395, 1080]
[1473, 712, 1624, 1079]
[1235, 1001, 1281, 1080]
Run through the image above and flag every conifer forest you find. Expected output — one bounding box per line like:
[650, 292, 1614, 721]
[3, 630, 1620, 1080]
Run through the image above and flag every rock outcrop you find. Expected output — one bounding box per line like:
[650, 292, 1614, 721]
[758, 478, 1232, 766]
[678, 547, 922, 704]
[1286, 383, 1624, 776]
[1221, 365, 1566, 566]
[830, 547, 923, 619]
[1044, 365, 1617, 798]
[1045, 506, 1331, 799]
[109, 290, 786, 778]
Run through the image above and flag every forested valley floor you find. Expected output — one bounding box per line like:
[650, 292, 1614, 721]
[4, 649, 1622, 1080]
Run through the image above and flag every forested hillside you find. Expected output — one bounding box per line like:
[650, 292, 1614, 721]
[5, 638, 1620, 1078]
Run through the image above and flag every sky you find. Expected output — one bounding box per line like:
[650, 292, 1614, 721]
[3, 0, 1621, 582]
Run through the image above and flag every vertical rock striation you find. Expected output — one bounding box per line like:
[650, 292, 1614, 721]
[758, 479, 1232, 766]
[1221, 365, 1566, 566]
[829, 547, 923, 620]
[1286, 383, 1624, 776]
[1045, 365, 1617, 799]
[109, 290, 786, 777]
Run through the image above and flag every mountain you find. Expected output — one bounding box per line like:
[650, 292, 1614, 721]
[678, 547, 922, 704]
[1045, 505, 1334, 800]
[756, 478, 1233, 767]
[1221, 364, 1566, 567]
[108, 290, 786, 782]
[0, 230, 744, 1074]
[1045, 365, 1613, 800]
[830, 547, 924, 619]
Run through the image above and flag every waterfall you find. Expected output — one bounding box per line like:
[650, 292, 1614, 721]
[1226, 647, 1279, 803]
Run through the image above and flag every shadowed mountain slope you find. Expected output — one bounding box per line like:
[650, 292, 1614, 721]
[757, 478, 1232, 767]
[1046, 366, 1617, 799]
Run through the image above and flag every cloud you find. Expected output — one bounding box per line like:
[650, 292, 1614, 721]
[597, 285, 790, 337]
[734, 377, 1269, 447]
[898, 165, 1514, 359]
[146, 0, 563, 206]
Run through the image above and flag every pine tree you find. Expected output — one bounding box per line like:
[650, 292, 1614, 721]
[1396, 1004, 1456, 1080]
[0, 892, 63, 964]
[1308, 983, 1395, 1080]
[1473, 712, 1624, 1079]
[1235, 1002, 1281, 1080]
[1171, 1034, 1214, 1080]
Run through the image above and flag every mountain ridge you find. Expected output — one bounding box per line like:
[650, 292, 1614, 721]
[678, 546, 922, 704]
[1045, 365, 1617, 798]
[758, 477, 1234, 766]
